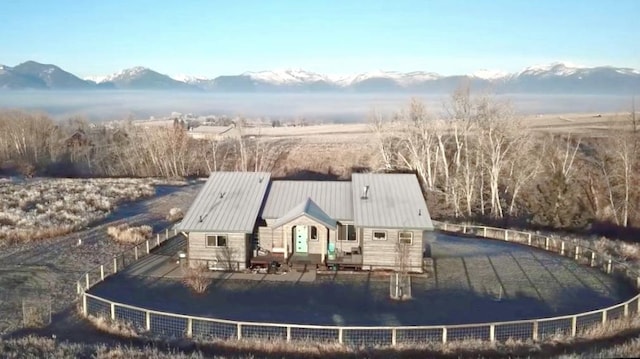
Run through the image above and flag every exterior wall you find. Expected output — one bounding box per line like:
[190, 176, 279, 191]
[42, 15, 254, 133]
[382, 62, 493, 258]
[257, 226, 285, 252]
[361, 228, 425, 273]
[188, 231, 249, 270]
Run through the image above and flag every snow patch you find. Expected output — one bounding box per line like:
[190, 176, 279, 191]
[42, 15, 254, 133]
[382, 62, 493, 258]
[471, 69, 508, 80]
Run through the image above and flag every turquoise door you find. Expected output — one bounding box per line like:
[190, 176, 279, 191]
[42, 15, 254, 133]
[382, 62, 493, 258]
[295, 225, 308, 253]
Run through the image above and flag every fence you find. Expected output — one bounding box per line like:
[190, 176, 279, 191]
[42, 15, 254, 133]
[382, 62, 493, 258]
[78, 222, 640, 347]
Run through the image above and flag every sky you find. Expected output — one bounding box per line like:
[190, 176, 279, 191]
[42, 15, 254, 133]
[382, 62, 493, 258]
[1, 0, 638, 78]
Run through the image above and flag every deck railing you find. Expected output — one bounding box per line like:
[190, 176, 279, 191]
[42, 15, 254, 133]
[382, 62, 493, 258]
[77, 222, 640, 347]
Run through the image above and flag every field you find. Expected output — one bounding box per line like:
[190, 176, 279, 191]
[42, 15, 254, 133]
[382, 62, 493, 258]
[0, 179, 203, 336]
[87, 234, 634, 327]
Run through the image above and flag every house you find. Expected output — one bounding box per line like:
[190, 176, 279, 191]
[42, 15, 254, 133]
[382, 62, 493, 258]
[177, 171, 434, 273]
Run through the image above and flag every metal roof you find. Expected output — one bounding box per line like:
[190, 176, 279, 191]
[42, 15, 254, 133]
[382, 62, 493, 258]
[261, 181, 353, 221]
[351, 173, 433, 230]
[272, 198, 337, 229]
[177, 172, 271, 232]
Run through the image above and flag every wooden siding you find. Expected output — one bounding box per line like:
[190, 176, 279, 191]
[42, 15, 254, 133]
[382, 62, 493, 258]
[188, 232, 249, 270]
[257, 226, 284, 252]
[333, 222, 361, 254]
[278, 215, 335, 256]
[361, 228, 424, 273]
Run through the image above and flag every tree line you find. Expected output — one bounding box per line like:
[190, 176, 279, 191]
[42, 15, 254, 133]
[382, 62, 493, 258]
[0, 88, 638, 236]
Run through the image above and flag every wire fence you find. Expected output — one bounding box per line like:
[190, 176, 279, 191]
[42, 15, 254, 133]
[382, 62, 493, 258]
[78, 222, 640, 347]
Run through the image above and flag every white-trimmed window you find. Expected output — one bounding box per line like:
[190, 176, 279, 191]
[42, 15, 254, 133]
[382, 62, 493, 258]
[338, 224, 356, 241]
[310, 226, 318, 240]
[373, 231, 387, 240]
[206, 234, 227, 247]
[398, 231, 413, 244]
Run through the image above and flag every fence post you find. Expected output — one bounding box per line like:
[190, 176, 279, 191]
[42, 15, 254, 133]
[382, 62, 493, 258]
[146, 240, 150, 254]
[442, 327, 447, 343]
[82, 293, 87, 316]
[110, 302, 115, 320]
[575, 246, 580, 260]
[85, 273, 90, 289]
[489, 324, 495, 342]
[113, 256, 118, 274]
[443, 223, 447, 231]
[505, 230, 509, 241]
[483, 227, 487, 238]
[145, 311, 151, 331]
[624, 303, 629, 317]
[100, 265, 104, 281]
[591, 252, 596, 267]
[338, 327, 344, 344]
[187, 317, 193, 337]
[157, 234, 160, 247]
[560, 241, 565, 256]
[607, 259, 612, 274]
[165, 228, 169, 240]
[76, 281, 81, 295]
[174, 228, 177, 236]
[544, 237, 549, 250]
[286, 325, 291, 342]
[237, 323, 242, 340]
[134, 246, 139, 260]
[528, 233, 532, 246]
[392, 328, 397, 346]
[571, 316, 577, 336]
[602, 310, 607, 324]
[532, 321, 538, 341]
[462, 225, 466, 234]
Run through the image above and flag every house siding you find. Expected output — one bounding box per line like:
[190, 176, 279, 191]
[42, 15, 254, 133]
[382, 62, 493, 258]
[188, 232, 249, 270]
[361, 228, 424, 273]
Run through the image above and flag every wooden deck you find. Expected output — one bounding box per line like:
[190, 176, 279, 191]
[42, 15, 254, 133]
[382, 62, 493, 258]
[251, 252, 363, 271]
[250, 253, 285, 267]
[327, 254, 363, 270]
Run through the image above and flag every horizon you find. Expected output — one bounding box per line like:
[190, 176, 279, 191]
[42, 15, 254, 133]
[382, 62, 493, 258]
[1, 0, 639, 78]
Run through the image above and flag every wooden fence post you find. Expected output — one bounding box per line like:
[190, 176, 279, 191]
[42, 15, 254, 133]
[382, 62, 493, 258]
[111, 302, 115, 320]
[571, 316, 577, 336]
[85, 273, 90, 289]
[483, 227, 487, 238]
[165, 228, 169, 240]
[134, 246, 138, 260]
[505, 230, 509, 241]
[145, 311, 151, 331]
[575, 246, 580, 260]
[602, 310, 607, 324]
[442, 327, 447, 343]
[82, 293, 87, 316]
[624, 303, 629, 317]
[113, 256, 118, 273]
[338, 327, 344, 344]
[591, 252, 596, 267]
[237, 324, 242, 340]
[100, 265, 104, 281]
[157, 234, 160, 247]
[174, 228, 177, 236]
[607, 259, 612, 274]
[489, 324, 495, 342]
[146, 240, 150, 254]
[187, 317, 193, 337]
[532, 321, 538, 341]
[392, 328, 397, 346]
[544, 237, 549, 250]
[286, 326, 291, 342]
[528, 233, 532, 246]
[561, 241, 565, 256]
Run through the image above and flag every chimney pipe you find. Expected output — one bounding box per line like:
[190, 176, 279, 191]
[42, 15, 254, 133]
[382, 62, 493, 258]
[361, 185, 370, 199]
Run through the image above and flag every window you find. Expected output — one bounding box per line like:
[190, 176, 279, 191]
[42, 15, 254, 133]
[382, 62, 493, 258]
[373, 231, 387, 240]
[398, 231, 413, 245]
[310, 226, 318, 240]
[206, 234, 227, 247]
[339, 224, 357, 241]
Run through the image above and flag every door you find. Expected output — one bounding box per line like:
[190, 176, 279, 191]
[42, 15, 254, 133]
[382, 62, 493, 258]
[295, 225, 308, 253]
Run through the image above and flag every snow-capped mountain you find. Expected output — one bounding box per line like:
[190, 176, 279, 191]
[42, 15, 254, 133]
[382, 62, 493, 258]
[1, 60, 639, 94]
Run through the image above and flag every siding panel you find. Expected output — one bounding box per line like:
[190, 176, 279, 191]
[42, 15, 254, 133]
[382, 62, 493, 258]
[188, 232, 248, 270]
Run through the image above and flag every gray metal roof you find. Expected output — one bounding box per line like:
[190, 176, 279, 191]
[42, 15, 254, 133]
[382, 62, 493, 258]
[272, 198, 337, 229]
[351, 173, 433, 230]
[261, 181, 353, 220]
[177, 172, 271, 232]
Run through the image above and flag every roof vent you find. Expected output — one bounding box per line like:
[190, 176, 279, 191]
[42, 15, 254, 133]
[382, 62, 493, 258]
[219, 192, 225, 199]
[198, 215, 203, 223]
[419, 209, 422, 216]
[361, 185, 370, 200]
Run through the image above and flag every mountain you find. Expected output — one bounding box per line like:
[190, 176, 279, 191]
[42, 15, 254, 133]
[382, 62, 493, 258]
[0, 61, 96, 89]
[1, 60, 639, 94]
[94, 67, 200, 91]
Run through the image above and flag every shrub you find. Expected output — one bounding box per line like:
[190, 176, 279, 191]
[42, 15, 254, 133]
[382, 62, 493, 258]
[107, 224, 153, 244]
[166, 207, 184, 222]
[182, 265, 212, 294]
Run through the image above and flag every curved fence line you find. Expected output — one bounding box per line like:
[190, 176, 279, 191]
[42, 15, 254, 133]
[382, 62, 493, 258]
[77, 222, 640, 347]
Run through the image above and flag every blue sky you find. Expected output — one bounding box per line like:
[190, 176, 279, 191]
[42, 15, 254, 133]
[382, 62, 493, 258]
[1, 0, 638, 77]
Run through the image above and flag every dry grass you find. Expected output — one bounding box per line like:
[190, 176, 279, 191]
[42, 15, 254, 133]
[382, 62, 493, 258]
[166, 207, 184, 222]
[0, 178, 155, 243]
[107, 224, 153, 244]
[182, 265, 212, 294]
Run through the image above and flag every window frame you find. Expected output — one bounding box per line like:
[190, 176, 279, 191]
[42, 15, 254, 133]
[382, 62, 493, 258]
[309, 226, 318, 241]
[372, 231, 387, 241]
[398, 231, 413, 245]
[205, 234, 228, 247]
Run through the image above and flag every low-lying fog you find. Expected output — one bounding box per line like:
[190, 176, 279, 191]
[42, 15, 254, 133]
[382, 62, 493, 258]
[0, 91, 634, 122]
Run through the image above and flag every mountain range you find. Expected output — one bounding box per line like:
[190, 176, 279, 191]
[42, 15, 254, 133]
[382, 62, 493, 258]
[1, 60, 639, 94]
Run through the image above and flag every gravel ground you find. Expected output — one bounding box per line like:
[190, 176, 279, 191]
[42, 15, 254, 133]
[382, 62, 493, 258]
[0, 180, 203, 336]
[87, 234, 636, 326]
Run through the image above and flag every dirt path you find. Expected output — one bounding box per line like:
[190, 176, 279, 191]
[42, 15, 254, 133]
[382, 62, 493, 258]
[0, 182, 202, 336]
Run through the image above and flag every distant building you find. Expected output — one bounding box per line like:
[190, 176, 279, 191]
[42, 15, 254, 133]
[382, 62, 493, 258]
[177, 172, 434, 273]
